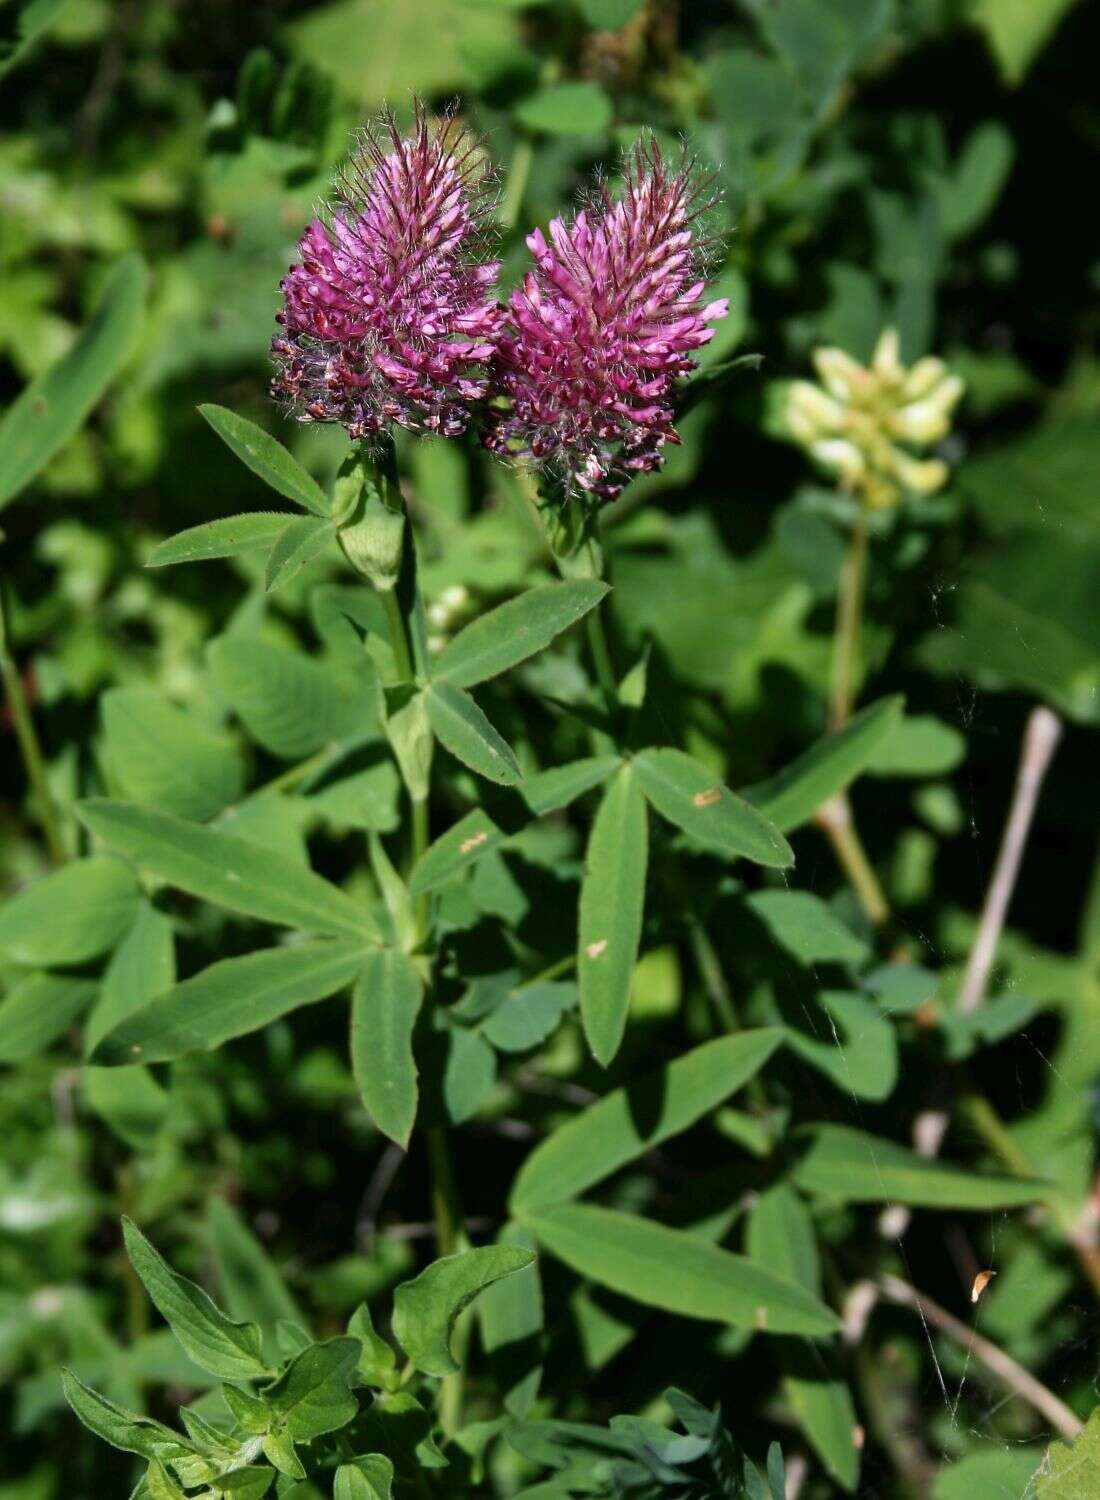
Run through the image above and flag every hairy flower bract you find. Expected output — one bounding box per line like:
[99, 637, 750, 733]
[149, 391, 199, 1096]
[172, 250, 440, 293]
[484, 140, 728, 500]
[271, 107, 501, 441]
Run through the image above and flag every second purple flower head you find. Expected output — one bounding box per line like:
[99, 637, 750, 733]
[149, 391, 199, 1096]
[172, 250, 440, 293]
[485, 139, 728, 500]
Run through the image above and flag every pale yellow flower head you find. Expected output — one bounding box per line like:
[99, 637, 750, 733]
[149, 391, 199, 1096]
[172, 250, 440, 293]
[786, 328, 964, 509]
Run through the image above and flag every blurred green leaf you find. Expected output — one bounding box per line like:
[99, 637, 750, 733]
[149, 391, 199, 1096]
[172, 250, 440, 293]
[515, 83, 614, 137]
[0, 856, 140, 967]
[209, 634, 377, 761]
[747, 890, 868, 965]
[100, 687, 245, 821]
[973, 0, 1080, 84]
[0, 971, 95, 1062]
[0, 254, 146, 510]
[793, 1123, 1048, 1206]
[511, 1030, 784, 1212]
[743, 697, 905, 831]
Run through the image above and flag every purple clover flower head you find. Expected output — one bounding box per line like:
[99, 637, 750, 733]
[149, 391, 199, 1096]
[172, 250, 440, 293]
[271, 106, 502, 442]
[484, 139, 727, 501]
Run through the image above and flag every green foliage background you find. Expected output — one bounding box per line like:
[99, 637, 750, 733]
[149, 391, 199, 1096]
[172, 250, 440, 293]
[2, 1, 1100, 1497]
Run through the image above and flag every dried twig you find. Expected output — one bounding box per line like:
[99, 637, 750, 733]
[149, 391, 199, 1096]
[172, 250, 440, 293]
[877, 1273, 1082, 1441]
[878, 704, 1063, 1241]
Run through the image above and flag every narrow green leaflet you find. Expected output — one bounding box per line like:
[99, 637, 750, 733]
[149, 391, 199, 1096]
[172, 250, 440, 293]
[746, 1184, 820, 1292]
[265, 1337, 361, 1440]
[514, 81, 614, 135]
[511, 1029, 784, 1212]
[0, 972, 96, 1062]
[432, 580, 609, 688]
[78, 800, 369, 937]
[0, 855, 140, 966]
[208, 634, 377, 761]
[787, 992, 898, 1102]
[84, 1066, 170, 1152]
[86, 900, 176, 1052]
[426, 681, 522, 786]
[122, 1218, 271, 1380]
[742, 696, 904, 832]
[409, 755, 620, 895]
[90, 938, 368, 1065]
[392, 1245, 536, 1377]
[265, 514, 337, 593]
[101, 686, 245, 822]
[747, 890, 868, 965]
[147, 513, 292, 568]
[0, 254, 146, 510]
[745, 1188, 860, 1492]
[782, 1356, 860, 1493]
[208, 1198, 306, 1343]
[61, 1370, 193, 1461]
[522, 1204, 838, 1336]
[199, 404, 329, 516]
[578, 766, 648, 1067]
[793, 1123, 1049, 1207]
[351, 949, 424, 1148]
[633, 747, 793, 868]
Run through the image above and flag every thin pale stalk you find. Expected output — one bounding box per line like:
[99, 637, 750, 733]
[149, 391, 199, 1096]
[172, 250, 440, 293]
[877, 1273, 1083, 1440]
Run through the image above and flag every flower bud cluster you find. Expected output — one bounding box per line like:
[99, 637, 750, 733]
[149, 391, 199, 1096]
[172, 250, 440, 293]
[786, 329, 964, 508]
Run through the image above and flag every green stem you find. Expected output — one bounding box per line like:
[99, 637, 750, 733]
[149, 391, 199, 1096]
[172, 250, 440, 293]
[382, 585, 416, 685]
[688, 916, 740, 1032]
[254, 744, 337, 798]
[516, 952, 576, 990]
[830, 507, 869, 730]
[586, 605, 619, 710]
[0, 579, 67, 865]
[815, 793, 891, 929]
[426, 1126, 468, 1436]
[411, 794, 430, 938]
[500, 136, 535, 231]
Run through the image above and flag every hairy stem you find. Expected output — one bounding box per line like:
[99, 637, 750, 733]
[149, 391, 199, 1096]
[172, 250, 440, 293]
[0, 579, 67, 866]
